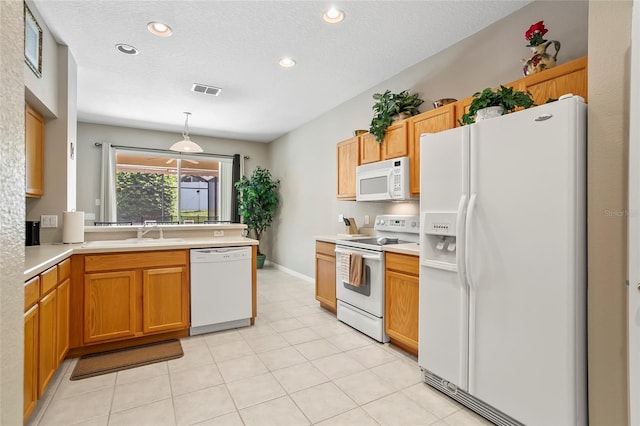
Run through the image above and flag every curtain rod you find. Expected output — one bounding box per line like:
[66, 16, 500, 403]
[93, 142, 251, 159]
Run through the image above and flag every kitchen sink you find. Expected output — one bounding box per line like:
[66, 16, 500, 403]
[83, 238, 185, 247]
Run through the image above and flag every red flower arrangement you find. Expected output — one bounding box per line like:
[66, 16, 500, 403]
[525, 21, 549, 47]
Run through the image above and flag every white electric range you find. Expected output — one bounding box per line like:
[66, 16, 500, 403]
[335, 214, 419, 342]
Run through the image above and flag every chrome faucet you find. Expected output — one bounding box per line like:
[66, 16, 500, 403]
[137, 222, 163, 240]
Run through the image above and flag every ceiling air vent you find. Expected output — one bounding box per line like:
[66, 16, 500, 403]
[191, 83, 222, 96]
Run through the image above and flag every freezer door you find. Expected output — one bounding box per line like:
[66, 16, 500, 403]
[466, 98, 587, 424]
[419, 127, 470, 390]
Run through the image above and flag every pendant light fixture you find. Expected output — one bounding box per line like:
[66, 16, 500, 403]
[170, 112, 203, 153]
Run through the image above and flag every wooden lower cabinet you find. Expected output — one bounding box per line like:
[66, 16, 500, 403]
[84, 270, 137, 344]
[80, 250, 190, 346]
[56, 278, 70, 364]
[24, 305, 39, 422]
[143, 267, 189, 334]
[385, 252, 419, 355]
[315, 241, 337, 313]
[38, 289, 57, 396]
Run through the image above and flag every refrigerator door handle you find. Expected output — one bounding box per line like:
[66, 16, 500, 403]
[465, 193, 477, 290]
[456, 194, 468, 288]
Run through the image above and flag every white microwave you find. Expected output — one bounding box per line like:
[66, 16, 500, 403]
[356, 156, 413, 201]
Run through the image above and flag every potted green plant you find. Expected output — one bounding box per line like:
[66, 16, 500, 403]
[369, 90, 424, 143]
[235, 167, 280, 268]
[458, 85, 536, 125]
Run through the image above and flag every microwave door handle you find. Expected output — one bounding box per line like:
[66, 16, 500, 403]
[387, 169, 394, 198]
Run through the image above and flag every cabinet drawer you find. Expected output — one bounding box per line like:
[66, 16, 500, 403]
[316, 241, 336, 258]
[385, 252, 419, 276]
[40, 266, 58, 296]
[85, 250, 188, 272]
[58, 258, 71, 281]
[24, 277, 40, 311]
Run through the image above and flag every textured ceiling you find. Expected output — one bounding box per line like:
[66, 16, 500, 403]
[33, 0, 530, 143]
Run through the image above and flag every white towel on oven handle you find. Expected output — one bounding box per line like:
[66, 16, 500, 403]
[340, 253, 351, 283]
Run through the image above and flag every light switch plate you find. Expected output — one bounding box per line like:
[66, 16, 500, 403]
[40, 215, 58, 228]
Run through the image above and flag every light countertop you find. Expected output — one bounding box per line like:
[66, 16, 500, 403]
[25, 237, 258, 281]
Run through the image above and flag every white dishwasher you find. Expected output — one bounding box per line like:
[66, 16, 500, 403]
[190, 246, 252, 335]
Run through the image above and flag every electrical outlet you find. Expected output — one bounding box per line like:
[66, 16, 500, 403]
[95, 199, 101, 206]
[85, 213, 96, 221]
[364, 215, 370, 225]
[214, 230, 224, 237]
[40, 215, 58, 228]
[338, 214, 344, 223]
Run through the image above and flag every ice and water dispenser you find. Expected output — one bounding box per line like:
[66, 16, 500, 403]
[421, 211, 458, 266]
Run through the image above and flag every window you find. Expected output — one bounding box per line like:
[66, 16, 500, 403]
[113, 149, 234, 224]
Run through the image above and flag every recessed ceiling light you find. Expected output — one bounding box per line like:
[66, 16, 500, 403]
[323, 7, 344, 23]
[147, 21, 173, 37]
[115, 44, 138, 55]
[279, 57, 296, 68]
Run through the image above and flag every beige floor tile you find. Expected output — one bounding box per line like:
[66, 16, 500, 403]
[39, 388, 113, 426]
[239, 395, 310, 426]
[370, 359, 423, 391]
[280, 327, 323, 345]
[346, 344, 398, 368]
[167, 344, 215, 373]
[208, 340, 254, 363]
[116, 361, 168, 386]
[294, 339, 341, 360]
[325, 331, 374, 351]
[173, 384, 236, 426]
[334, 370, 394, 405]
[312, 353, 366, 380]
[290, 382, 357, 424]
[53, 372, 116, 400]
[362, 392, 439, 426]
[111, 374, 172, 413]
[315, 407, 379, 426]
[192, 411, 244, 425]
[226, 372, 286, 409]
[169, 363, 224, 396]
[216, 354, 269, 383]
[442, 409, 494, 426]
[272, 362, 329, 393]
[268, 317, 306, 333]
[108, 397, 175, 426]
[246, 333, 290, 353]
[297, 312, 337, 327]
[258, 346, 308, 371]
[178, 335, 207, 350]
[402, 383, 461, 418]
[310, 321, 353, 338]
[202, 329, 245, 346]
[72, 416, 109, 426]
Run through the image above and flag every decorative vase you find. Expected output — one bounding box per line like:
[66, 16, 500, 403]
[392, 112, 410, 122]
[522, 40, 561, 76]
[475, 106, 504, 121]
[257, 253, 266, 269]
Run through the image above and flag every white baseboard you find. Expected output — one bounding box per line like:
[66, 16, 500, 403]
[267, 261, 314, 283]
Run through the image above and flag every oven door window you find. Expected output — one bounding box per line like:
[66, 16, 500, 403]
[341, 266, 371, 296]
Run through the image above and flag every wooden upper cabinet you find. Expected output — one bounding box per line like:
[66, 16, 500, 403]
[382, 120, 409, 160]
[25, 104, 44, 198]
[360, 132, 382, 165]
[516, 56, 588, 104]
[408, 103, 456, 195]
[337, 136, 360, 200]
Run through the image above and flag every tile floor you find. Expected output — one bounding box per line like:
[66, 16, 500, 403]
[28, 267, 492, 426]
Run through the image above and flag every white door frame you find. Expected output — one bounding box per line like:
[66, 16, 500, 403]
[628, 0, 640, 424]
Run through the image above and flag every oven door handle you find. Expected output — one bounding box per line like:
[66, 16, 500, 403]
[361, 255, 381, 260]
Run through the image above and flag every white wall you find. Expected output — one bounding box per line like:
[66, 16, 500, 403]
[268, 0, 589, 278]
[75, 124, 270, 236]
[0, 1, 27, 424]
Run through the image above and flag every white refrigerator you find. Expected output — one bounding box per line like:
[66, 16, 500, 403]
[418, 95, 587, 426]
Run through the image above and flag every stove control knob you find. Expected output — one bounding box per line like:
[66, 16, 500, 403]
[377, 219, 385, 225]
